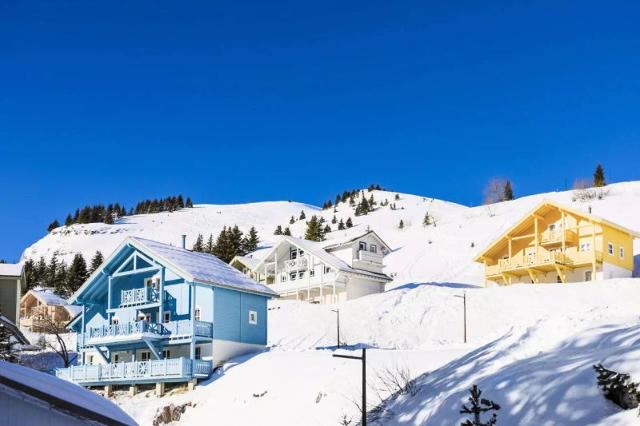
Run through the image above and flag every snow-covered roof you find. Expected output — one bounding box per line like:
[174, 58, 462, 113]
[321, 228, 392, 252]
[23, 288, 68, 306]
[130, 237, 278, 297]
[0, 263, 23, 277]
[231, 255, 262, 270]
[0, 360, 136, 425]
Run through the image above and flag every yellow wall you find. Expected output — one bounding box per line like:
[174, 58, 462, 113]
[601, 226, 634, 270]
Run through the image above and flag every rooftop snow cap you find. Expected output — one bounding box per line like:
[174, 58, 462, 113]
[181, 234, 187, 249]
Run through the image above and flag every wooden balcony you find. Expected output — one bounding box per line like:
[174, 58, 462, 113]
[56, 357, 211, 386]
[82, 320, 213, 346]
[357, 249, 383, 263]
[540, 229, 578, 247]
[485, 250, 603, 277]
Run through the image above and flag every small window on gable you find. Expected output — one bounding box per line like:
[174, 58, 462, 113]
[359, 241, 367, 251]
[249, 310, 258, 325]
[195, 307, 201, 321]
[290, 248, 298, 260]
[370, 244, 377, 253]
[620, 247, 625, 259]
[607, 243, 614, 255]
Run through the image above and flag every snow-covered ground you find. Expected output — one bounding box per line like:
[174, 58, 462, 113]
[19, 182, 640, 425]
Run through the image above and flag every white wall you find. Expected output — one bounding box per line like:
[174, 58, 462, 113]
[345, 276, 385, 300]
[602, 262, 633, 280]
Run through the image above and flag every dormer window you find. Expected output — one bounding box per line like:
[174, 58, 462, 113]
[359, 241, 367, 251]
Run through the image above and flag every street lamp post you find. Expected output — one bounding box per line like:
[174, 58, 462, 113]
[331, 308, 340, 348]
[333, 348, 366, 426]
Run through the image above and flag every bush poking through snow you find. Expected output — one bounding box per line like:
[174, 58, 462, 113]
[459, 385, 500, 426]
[152, 402, 194, 425]
[593, 364, 640, 410]
[376, 364, 419, 397]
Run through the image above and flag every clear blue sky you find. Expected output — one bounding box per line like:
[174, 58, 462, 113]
[1, 0, 640, 261]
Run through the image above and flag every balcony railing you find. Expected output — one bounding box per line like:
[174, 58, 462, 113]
[486, 250, 603, 276]
[357, 250, 384, 263]
[56, 357, 211, 385]
[120, 287, 159, 307]
[284, 257, 308, 271]
[83, 319, 213, 345]
[541, 229, 578, 246]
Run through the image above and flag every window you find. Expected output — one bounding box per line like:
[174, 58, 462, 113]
[163, 311, 171, 323]
[88, 355, 94, 365]
[144, 276, 160, 291]
[585, 271, 593, 281]
[620, 247, 625, 259]
[289, 272, 297, 281]
[140, 351, 151, 361]
[549, 224, 556, 231]
[162, 349, 171, 359]
[139, 313, 151, 322]
[299, 271, 305, 279]
[359, 241, 367, 251]
[195, 307, 201, 321]
[249, 310, 258, 325]
[195, 346, 202, 360]
[556, 275, 562, 283]
[580, 243, 591, 252]
[325, 266, 332, 274]
[607, 243, 614, 255]
[310, 269, 315, 277]
[113, 354, 120, 363]
[281, 275, 287, 282]
[111, 317, 120, 325]
[370, 244, 377, 253]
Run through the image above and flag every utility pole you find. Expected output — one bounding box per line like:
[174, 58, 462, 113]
[331, 308, 340, 348]
[333, 348, 366, 426]
[454, 292, 467, 343]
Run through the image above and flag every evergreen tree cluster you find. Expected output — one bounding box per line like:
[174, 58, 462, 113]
[273, 225, 292, 236]
[321, 185, 384, 210]
[192, 226, 259, 263]
[593, 364, 640, 410]
[304, 215, 328, 241]
[50, 195, 194, 232]
[23, 250, 103, 298]
[460, 384, 500, 426]
[355, 192, 376, 216]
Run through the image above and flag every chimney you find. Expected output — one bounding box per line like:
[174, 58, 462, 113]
[181, 235, 187, 249]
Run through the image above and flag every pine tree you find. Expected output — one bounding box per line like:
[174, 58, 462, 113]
[323, 224, 331, 234]
[503, 180, 514, 201]
[283, 227, 292, 236]
[299, 210, 306, 220]
[66, 253, 88, 296]
[423, 212, 433, 227]
[395, 193, 400, 200]
[593, 364, 640, 409]
[211, 227, 229, 260]
[47, 220, 60, 232]
[349, 195, 356, 207]
[304, 215, 325, 241]
[594, 164, 606, 187]
[186, 197, 194, 208]
[23, 258, 35, 290]
[368, 194, 375, 206]
[274, 225, 283, 235]
[355, 196, 371, 216]
[331, 215, 337, 224]
[89, 251, 104, 274]
[205, 234, 215, 254]
[64, 214, 73, 226]
[460, 385, 500, 426]
[338, 219, 345, 230]
[177, 195, 184, 208]
[346, 217, 353, 228]
[103, 209, 114, 224]
[289, 216, 295, 225]
[242, 227, 259, 253]
[335, 195, 341, 206]
[399, 219, 404, 229]
[228, 225, 245, 259]
[192, 234, 204, 252]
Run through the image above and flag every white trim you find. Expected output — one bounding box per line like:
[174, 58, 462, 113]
[248, 310, 258, 325]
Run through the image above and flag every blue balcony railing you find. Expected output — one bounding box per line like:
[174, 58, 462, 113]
[82, 320, 213, 345]
[56, 357, 212, 385]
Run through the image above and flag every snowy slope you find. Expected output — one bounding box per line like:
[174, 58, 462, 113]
[22, 181, 640, 286]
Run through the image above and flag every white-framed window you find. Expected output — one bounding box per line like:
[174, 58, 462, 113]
[620, 247, 625, 259]
[370, 244, 377, 253]
[281, 274, 287, 282]
[111, 316, 120, 325]
[195, 307, 201, 321]
[144, 276, 160, 291]
[248, 310, 258, 325]
[310, 269, 315, 277]
[195, 346, 202, 360]
[162, 349, 171, 359]
[359, 241, 367, 251]
[113, 354, 120, 363]
[585, 271, 593, 281]
[580, 243, 592, 252]
[325, 266, 332, 273]
[607, 243, 614, 255]
[163, 311, 171, 323]
[139, 313, 151, 322]
[299, 271, 305, 279]
[140, 351, 151, 361]
[289, 272, 297, 281]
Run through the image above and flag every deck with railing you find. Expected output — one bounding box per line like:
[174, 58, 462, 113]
[82, 319, 213, 345]
[120, 286, 159, 307]
[56, 357, 211, 386]
[485, 250, 603, 276]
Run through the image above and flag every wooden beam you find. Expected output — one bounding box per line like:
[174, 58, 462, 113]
[553, 264, 566, 283]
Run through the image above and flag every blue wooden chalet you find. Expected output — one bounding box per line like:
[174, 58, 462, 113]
[56, 237, 277, 392]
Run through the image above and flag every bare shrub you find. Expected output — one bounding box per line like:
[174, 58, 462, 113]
[32, 312, 75, 367]
[572, 179, 610, 202]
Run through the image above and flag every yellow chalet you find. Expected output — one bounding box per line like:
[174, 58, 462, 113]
[475, 200, 639, 286]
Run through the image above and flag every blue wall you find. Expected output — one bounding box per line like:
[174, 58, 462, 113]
[213, 287, 267, 345]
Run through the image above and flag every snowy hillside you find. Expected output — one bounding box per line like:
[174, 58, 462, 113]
[23, 181, 640, 286]
[115, 279, 640, 425]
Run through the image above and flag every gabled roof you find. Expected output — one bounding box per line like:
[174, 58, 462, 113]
[70, 237, 277, 303]
[0, 263, 23, 277]
[321, 228, 392, 252]
[230, 255, 262, 271]
[474, 199, 640, 262]
[21, 288, 67, 307]
[252, 232, 392, 282]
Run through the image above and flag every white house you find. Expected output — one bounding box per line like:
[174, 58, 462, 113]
[231, 229, 393, 303]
